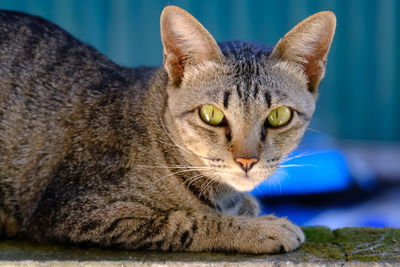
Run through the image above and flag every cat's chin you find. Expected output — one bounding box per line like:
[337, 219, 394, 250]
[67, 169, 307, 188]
[220, 174, 263, 192]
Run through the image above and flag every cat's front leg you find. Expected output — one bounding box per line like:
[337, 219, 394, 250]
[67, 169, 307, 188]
[29, 202, 303, 253]
[168, 211, 305, 253]
[216, 192, 259, 216]
[136, 210, 304, 253]
[237, 193, 260, 216]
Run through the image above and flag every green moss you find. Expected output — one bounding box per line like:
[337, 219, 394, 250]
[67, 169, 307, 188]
[333, 227, 400, 262]
[299, 226, 342, 260]
[298, 227, 400, 262]
[302, 226, 334, 243]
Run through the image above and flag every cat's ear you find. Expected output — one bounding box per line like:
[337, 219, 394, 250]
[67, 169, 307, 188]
[271, 11, 336, 94]
[160, 6, 223, 86]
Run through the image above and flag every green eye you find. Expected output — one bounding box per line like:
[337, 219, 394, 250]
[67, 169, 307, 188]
[200, 104, 225, 126]
[267, 106, 292, 127]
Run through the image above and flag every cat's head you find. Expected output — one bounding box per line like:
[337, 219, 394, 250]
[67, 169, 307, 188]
[160, 6, 336, 192]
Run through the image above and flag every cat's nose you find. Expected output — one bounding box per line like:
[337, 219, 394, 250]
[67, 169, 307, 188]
[234, 157, 259, 173]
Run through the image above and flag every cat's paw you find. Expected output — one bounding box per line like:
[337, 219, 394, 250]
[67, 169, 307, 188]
[238, 215, 305, 254]
[269, 216, 305, 252]
[259, 215, 305, 253]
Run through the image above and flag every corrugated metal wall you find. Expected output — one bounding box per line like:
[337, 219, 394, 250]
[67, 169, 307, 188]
[0, 0, 398, 141]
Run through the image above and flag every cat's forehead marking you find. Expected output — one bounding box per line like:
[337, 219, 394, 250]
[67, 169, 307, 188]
[236, 64, 256, 102]
[252, 82, 259, 98]
[223, 91, 230, 108]
[264, 91, 272, 108]
[219, 41, 273, 106]
[229, 61, 265, 108]
[235, 83, 242, 100]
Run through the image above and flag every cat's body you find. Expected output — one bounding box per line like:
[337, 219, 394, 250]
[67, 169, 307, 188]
[0, 7, 335, 253]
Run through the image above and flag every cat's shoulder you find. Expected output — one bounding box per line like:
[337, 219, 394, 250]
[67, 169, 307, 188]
[0, 9, 73, 40]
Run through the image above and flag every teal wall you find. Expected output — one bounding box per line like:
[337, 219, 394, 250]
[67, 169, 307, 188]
[0, 0, 398, 141]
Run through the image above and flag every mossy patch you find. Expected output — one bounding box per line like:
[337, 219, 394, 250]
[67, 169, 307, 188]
[334, 227, 400, 261]
[300, 226, 342, 260]
[299, 226, 400, 262]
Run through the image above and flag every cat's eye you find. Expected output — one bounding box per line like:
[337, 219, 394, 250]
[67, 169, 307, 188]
[200, 104, 225, 126]
[266, 106, 292, 127]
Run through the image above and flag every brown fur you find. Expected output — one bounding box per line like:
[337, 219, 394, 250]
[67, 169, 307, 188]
[0, 6, 335, 253]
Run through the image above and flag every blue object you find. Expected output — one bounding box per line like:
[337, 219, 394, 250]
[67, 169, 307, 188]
[251, 149, 352, 197]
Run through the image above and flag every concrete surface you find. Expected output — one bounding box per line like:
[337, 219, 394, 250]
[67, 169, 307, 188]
[0, 226, 399, 266]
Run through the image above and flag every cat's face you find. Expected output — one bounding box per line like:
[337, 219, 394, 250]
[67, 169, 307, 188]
[167, 58, 314, 191]
[161, 6, 335, 191]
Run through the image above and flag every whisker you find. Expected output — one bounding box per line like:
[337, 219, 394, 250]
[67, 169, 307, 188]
[273, 169, 289, 179]
[135, 165, 214, 170]
[279, 164, 316, 168]
[280, 151, 319, 164]
[185, 171, 215, 189]
[266, 170, 287, 195]
[178, 171, 216, 207]
[199, 176, 218, 198]
[253, 185, 264, 195]
[209, 171, 235, 177]
[306, 127, 322, 134]
[256, 168, 280, 172]
[200, 170, 228, 197]
[154, 169, 206, 183]
[199, 178, 213, 197]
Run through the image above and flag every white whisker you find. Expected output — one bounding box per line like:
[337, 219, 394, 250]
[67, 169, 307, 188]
[280, 151, 319, 164]
[306, 127, 322, 134]
[154, 169, 205, 183]
[185, 171, 215, 189]
[199, 176, 218, 198]
[268, 171, 286, 195]
[279, 163, 316, 168]
[135, 164, 214, 170]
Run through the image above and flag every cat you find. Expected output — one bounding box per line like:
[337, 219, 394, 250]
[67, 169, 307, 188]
[0, 6, 335, 253]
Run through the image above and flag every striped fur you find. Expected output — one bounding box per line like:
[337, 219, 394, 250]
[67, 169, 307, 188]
[0, 6, 335, 254]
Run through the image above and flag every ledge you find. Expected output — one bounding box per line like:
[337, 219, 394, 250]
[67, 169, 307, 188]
[0, 227, 399, 266]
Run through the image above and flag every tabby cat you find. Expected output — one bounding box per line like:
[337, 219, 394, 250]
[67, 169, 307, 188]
[0, 6, 335, 253]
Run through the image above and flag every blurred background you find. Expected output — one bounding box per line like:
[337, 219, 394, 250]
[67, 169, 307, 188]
[0, 0, 399, 229]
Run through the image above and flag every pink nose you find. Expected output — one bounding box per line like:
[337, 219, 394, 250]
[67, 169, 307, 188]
[234, 157, 259, 173]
